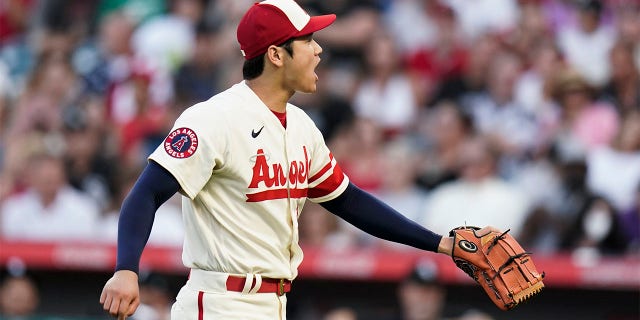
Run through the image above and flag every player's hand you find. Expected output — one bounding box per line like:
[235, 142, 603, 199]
[100, 270, 140, 319]
[437, 235, 454, 255]
[475, 225, 502, 236]
[437, 226, 502, 255]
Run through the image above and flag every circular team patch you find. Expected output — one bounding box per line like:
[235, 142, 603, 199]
[164, 127, 198, 158]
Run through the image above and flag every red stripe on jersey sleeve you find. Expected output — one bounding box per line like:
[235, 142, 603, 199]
[308, 163, 345, 199]
[309, 154, 335, 183]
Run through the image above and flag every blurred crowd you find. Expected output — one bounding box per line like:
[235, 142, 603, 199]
[0, 0, 639, 263]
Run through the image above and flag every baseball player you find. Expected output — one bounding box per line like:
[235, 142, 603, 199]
[100, 1, 497, 319]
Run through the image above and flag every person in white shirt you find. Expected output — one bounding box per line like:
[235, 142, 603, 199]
[556, 0, 616, 87]
[586, 111, 640, 212]
[421, 136, 531, 237]
[1, 154, 100, 241]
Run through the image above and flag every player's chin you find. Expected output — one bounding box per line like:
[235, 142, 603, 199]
[304, 84, 318, 93]
[298, 79, 318, 93]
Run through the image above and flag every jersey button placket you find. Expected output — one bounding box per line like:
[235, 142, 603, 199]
[283, 129, 298, 276]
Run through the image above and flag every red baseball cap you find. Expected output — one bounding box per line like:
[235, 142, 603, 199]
[237, 0, 336, 60]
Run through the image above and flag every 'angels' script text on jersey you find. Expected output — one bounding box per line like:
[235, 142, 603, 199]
[246, 147, 310, 202]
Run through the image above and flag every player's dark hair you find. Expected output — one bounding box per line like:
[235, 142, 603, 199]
[242, 37, 296, 80]
[242, 55, 265, 80]
[279, 37, 295, 57]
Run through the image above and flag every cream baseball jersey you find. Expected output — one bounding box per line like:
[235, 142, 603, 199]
[149, 81, 349, 280]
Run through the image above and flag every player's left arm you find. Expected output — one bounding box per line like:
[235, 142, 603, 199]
[320, 182, 453, 254]
[101, 161, 181, 319]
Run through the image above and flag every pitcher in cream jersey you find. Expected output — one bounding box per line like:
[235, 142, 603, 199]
[99, 1, 497, 319]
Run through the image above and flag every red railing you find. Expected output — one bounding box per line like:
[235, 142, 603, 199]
[1, 240, 639, 290]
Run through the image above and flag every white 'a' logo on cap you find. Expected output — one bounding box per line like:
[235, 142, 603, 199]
[260, 0, 310, 31]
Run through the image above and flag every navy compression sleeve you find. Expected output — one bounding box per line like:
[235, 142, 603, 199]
[115, 161, 181, 273]
[320, 183, 443, 252]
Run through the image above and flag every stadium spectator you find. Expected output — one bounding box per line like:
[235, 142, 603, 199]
[131, 273, 173, 320]
[548, 67, 619, 163]
[612, 3, 640, 70]
[0, 274, 40, 319]
[600, 41, 640, 115]
[383, 0, 440, 55]
[131, 0, 203, 75]
[333, 117, 385, 193]
[390, 260, 494, 320]
[388, 1, 467, 107]
[63, 123, 117, 211]
[393, 261, 447, 320]
[586, 111, 640, 213]
[298, 201, 356, 250]
[71, 9, 136, 96]
[506, 0, 552, 61]
[420, 136, 531, 237]
[377, 137, 428, 224]
[513, 40, 563, 148]
[352, 31, 418, 138]
[196, 0, 252, 90]
[323, 307, 358, 320]
[415, 101, 473, 191]
[93, 11, 171, 128]
[446, 0, 518, 42]
[461, 51, 540, 165]
[430, 34, 499, 107]
[306, 0, 381, 66]
[115, 63, 169, 169]
[7, 53, 79, 138]
[556, 0, 616, 87]
[561, 196, 628, 256]
[0, 154, 100, 241]
[173, 21, 224, 109]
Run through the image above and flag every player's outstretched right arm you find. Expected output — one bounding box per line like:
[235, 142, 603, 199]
[320, 183, 503, 255]
[321, 182, 443, 252]
[99, 161, 181, 319]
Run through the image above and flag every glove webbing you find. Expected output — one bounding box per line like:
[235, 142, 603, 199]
[487, 233, 540, 297]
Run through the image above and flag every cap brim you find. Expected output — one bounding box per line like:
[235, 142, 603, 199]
[296, 14, 336, 37]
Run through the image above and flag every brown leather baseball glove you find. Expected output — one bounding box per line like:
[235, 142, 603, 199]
[449, 226, 545, 311]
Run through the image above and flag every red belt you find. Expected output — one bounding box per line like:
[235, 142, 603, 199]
[226, 276, 292, 296]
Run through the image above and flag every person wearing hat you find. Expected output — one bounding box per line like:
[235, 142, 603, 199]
[549, 67, 619, 162]
[395, 261, 447, 320]
[99, 1, 498, 319]
[133, 273, 173, 320]
[392, 262, 496, 320]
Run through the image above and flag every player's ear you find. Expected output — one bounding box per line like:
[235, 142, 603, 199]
[265, 45, 285, 67]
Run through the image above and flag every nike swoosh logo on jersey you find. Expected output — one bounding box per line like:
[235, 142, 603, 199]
[251, 126, 264, 138]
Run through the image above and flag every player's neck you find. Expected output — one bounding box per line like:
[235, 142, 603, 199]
[246, 77, 293, 113]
